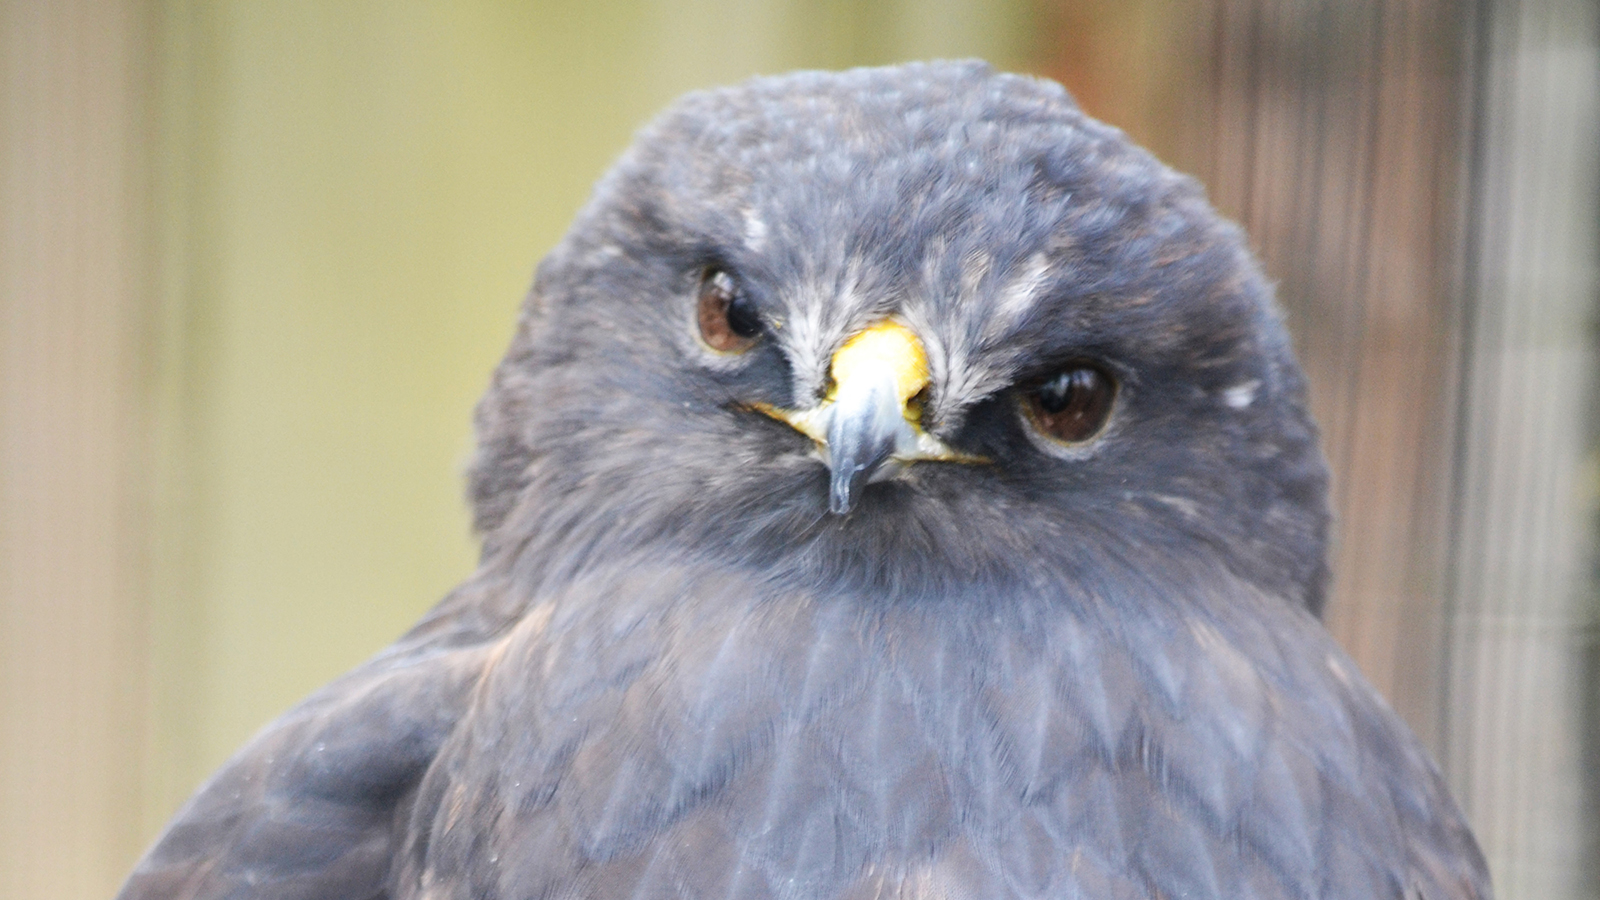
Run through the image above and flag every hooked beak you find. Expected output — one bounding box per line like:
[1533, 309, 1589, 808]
[756, 320, 978, 514]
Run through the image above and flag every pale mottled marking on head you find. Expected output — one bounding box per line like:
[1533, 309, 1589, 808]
[781, 282, 836, 408]
[843, 252, 901, 326]
[984, 251, 1054, 340]
[780, 257, 877, 407]
[1223, 379, 1261, 409]
[905, 237, 959, 409]
[918, 234, 952, 302]
[742, 210, 767, 252]
[913, 247, 1060, 429]
[903, 295, 1021, 435]
[958, 248, 993, 305]
[583, 243, 625, 268]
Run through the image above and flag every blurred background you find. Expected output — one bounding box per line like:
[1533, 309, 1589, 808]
[2, 1, 1595, 898]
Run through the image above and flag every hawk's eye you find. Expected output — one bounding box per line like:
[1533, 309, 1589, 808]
[697, 269, 763, 353]
[1022, 365, 1116, 445]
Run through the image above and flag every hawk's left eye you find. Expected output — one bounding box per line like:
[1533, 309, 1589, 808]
[1021, 365, 1116, 445]
[698, 268, 763, 354]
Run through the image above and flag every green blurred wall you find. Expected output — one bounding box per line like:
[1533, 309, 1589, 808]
[148, 0, 1030, 854]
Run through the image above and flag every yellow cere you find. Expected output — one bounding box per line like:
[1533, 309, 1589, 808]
[748, 318, 986, 464]
[829, 319, 930, 407]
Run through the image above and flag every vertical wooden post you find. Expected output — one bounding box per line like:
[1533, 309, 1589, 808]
[0, 1, 156, 897]
[1444, 0, 1600, 895]
[1180, 0, 1473, 747]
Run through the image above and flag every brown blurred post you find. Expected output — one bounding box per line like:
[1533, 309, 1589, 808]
[1188, 0, 1473, 767]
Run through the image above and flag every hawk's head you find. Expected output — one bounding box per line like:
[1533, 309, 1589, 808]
[467, 60, 1329, 614]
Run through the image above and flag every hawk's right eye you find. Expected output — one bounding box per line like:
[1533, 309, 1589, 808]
[697, 269, 763, 354]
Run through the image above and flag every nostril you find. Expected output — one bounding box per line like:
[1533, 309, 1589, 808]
[908, 384, 934, 424]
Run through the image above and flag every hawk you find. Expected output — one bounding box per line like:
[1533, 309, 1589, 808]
[119, 61, 1490, 900]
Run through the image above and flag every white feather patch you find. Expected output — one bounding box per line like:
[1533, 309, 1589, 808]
[743, 212, 768, 252]
[987, 251, 1054, 337]
[1222, 380, 1260, 410]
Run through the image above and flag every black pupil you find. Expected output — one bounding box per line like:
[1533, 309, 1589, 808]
[1037, 368, 1100, 413]
[724, 292, 762, 338]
